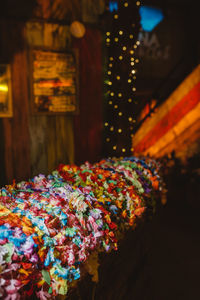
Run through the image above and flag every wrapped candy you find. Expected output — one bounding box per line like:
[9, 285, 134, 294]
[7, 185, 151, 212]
[0, 157, 163, 299]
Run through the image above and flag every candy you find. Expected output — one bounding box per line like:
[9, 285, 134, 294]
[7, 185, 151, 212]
[0, 157, 163, 299]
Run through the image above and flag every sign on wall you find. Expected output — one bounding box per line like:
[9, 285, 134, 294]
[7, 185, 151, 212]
[30, 49, 78, 114]
[0, 64, 13, 118]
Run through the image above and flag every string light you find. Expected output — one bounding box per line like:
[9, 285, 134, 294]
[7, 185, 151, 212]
[136, 1, 140, 6]
[104, 0, 140, 157]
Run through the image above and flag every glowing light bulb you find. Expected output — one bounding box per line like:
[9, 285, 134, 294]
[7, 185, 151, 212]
[135, 59, 139, 63]
[122, 46, 127, 51]
[118, 93, 122, 97]
[129, 34, 133, 39]
[128, 117, 132, 122]
[110, 126, 114, 131]
[114, 105, 118, 109]
[115, 37, 119, 42]
[131, 57, 134, 61]
[132, 87, 136, 91]
[130, 50, 134, 54]
[131, 62, 135, 66]
[131, 147, 133, 151]
[118, 112, 122, 116]
[114, 14, 118, 19]
[119, 30, 123, 35]
[136, 1, 140, 6]
[132, 70, 136, 74]
[116, 76, 120, 80]
[128, 98, 132, 103]
[106, 138, 110, 142]
[108, 81, 112, 85]
[118, 129, 122, 133]
[136, 41, 140, 45]
[128, 79, 132, 83]
[124, 2, 128, 7]
[122, 148, 126, 153]
[134, 45, 137, 49]
[119, 55, 123, 60]
[109, 101, 112, 105]
[108, 71, 111, 75]
[113, 146, 117, 150]
[110, 57, 114, 61]
[131, 133, 134, 137]
[106, 38, 110, 43]
[110, 92, 114, 96]
[109, 63, 113, 67]
[106, 32, 110, 36]
[104, 122, 109, 126]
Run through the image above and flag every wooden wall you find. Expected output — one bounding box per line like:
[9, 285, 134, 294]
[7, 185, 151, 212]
[0, 18, 103, 186]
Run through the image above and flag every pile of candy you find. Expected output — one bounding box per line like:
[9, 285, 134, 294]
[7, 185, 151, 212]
[0, 157, 162, 299]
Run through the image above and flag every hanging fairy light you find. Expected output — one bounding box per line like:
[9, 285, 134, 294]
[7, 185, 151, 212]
[103, 0, 141, 157]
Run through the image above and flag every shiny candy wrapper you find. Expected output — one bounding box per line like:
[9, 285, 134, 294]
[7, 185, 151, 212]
[0, 157, 163, 299]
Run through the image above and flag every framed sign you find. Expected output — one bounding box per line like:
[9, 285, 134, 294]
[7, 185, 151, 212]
[0, 64, 13, 118]
[30, 49, 78, 114]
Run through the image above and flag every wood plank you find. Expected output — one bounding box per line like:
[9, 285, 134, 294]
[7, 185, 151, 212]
[2, 118, 14, 184]
[0, 120, 6, 186]
[11, 47, 31, 182]
[29, 115, 48, 176]
[56, 115, 74, 166]
[47, 116, 57, 173]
